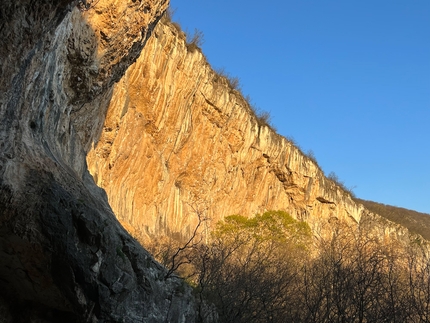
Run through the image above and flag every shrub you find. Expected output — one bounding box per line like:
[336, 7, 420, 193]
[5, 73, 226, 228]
[171, 22, 182, 33]
[357, 198, 430, 240]
[255, 110, 275, 130]
[161, 7, 174, 23]
[327, 171, 355, 197]
[304, 149, 322, 169]
[186, 28, 204, 52]
[161, 8, 191, 40]
[213, 68, 241, 91]
[285, 135, 299, 147]
[244, 95, 276, 130]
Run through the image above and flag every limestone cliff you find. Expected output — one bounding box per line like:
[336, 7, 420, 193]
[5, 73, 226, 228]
[0, 1, 215, 322]
[0, 1, 425, 320]
[87, 21, 406, 244]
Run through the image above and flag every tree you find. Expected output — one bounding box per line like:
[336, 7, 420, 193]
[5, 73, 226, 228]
[193, 211, 312, 323]
[148, 209, 430, 323]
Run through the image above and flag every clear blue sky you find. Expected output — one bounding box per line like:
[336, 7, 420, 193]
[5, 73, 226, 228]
[170, 0, 430, 214]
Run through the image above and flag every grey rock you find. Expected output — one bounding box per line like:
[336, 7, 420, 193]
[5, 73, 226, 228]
[0, 0, 215, 321]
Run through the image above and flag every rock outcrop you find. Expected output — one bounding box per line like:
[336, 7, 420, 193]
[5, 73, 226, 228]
[0, 0, 425, 321]
[0, 0, 215, 322]
[87, 21, 372, 242]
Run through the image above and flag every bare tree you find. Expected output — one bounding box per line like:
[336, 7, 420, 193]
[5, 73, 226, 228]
[164, 203, 207, 279]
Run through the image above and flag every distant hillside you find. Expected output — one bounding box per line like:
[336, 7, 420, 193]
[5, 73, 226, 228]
[356, 199, 430, 240]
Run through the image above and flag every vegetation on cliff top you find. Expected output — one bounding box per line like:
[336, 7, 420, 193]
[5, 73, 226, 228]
[161, 8, 277, 133]
[357, 198, 430, 240]
[160, 8, 364, 199]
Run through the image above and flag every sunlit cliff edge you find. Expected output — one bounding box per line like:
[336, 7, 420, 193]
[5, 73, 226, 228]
[0, 0, 428, 321]
[87, 20, 422, 246]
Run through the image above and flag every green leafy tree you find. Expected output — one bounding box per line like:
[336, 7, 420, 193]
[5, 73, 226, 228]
[193, 211, 312, 323]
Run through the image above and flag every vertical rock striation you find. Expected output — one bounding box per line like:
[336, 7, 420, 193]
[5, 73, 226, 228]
[87, 21, 365, 242]
[0, 1, 424, 320]
[0, 1, 214, 322]
[88, 21, 421, 246]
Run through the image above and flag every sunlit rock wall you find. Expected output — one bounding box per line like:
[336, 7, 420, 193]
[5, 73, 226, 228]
[87, 21, 365, 242]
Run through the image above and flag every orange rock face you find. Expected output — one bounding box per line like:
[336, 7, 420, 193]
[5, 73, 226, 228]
[87, 22, 377, 242]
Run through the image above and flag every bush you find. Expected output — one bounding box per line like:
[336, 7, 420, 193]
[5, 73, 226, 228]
[327, 171, 355, 197]
[186, 28, 204, 52]
[213, 68, 241, 91]
[244, 95, 276, 130]
[161, 7, 174, 23]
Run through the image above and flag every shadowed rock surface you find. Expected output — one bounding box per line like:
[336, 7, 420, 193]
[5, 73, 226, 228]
[0, 0, 215, 321]
[0, 0, 428, 321]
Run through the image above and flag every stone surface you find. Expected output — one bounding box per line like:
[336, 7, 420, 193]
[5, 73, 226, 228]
[87, 20, 426, 251]
[0, 1, 215, 322]
[87, 21, 368, 242]
[0, 0, 426, 321]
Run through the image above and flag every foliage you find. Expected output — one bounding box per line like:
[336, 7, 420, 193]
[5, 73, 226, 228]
[327, 171, 356, 198]
[357, 198, 430, 240]
[162, 7, 277, 132]
[213, 68, 241, 91]
[160, 7, 174, 23]
[304, 149, 321, 169]
[214, 211, 311, 249]
[191, 211, 312, 322]
[255, 110, 272, 127]
[186, 28, 204, 52]
[240, 95, 276, 131]
[152, 209, 430, 323]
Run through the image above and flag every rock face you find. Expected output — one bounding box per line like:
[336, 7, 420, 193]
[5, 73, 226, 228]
[0, 0, 424, 321]
[87, 21, 368, 242]
[0, 0, 215, 322]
